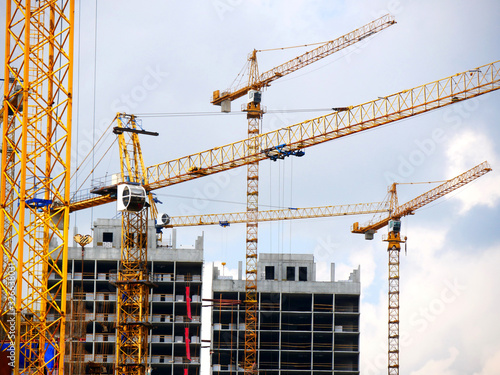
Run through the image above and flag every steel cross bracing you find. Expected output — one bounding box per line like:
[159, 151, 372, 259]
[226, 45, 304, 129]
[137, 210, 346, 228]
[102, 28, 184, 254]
[244, 112, 261, 373]
[68, 59, 500, 213]
[114, 210, 152, 375]
[386, 233, 402, 375]
[0, 2, 74, 375]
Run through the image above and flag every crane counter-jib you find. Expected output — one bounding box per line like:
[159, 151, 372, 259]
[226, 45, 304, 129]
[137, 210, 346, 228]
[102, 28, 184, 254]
[68, 60, 500, 212]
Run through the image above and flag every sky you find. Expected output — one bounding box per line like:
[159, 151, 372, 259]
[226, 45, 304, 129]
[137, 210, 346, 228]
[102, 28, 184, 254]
[2, 0, 500, 374]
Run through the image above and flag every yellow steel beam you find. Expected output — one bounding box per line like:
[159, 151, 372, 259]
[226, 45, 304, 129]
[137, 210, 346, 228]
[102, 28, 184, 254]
[0, 2, 74, 375]
[147, 60, 500, 190]
[165, 201, 388, 227]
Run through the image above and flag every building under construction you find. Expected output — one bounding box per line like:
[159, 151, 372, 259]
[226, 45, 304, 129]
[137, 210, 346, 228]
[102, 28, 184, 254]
[207, 254, 360, 375]
[51, 219, 204, 375]
[54, 219, 360, 375]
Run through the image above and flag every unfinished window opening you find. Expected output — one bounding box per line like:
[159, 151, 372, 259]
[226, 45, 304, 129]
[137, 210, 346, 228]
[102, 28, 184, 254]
[102, 232, 113, 243]
[265, 266, 275, 280]
[286, 266, 295, 281]
[299, 266, 307, 281]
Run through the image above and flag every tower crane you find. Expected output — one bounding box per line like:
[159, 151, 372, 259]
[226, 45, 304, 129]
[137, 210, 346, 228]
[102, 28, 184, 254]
[155, 161, 492, 375]
[211, 15, 396, 372]
[350, 161, 492, 375]
[111, 114, 159, 375]
[65, 60, 499, 375]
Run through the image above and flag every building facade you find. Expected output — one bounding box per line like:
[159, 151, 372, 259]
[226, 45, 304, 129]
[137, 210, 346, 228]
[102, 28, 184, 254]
[50, 219, 204, 375]
[208, 254, 360, 375]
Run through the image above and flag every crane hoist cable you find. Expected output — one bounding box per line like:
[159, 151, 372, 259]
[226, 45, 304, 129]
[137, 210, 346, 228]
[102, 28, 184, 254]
[70, 118, 116, 182]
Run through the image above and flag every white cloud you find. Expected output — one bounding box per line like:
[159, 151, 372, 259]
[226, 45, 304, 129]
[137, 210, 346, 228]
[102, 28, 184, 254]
[410, 347, 460, 375]
[396, 224, 500, 374]
[473, 347, 500, 375]
[213, 261, 239, 280]
[445, 130, 500, 213]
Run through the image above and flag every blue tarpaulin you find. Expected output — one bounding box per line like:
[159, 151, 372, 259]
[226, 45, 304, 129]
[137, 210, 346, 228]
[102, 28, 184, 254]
[1, 342, 56, 369]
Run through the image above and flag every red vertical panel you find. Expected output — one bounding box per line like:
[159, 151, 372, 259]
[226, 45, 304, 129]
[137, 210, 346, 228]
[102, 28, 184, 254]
[186, 285, 192, 320]
[184, 369, 188, 375]
[185, 327, 191, 361]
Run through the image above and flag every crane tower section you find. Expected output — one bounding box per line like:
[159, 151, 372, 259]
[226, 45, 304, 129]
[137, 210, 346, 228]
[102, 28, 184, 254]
[0, 1, 75, 375]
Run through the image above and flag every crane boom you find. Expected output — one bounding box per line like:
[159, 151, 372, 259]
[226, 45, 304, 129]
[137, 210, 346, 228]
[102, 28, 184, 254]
[165, 201, 388, 227]
[155, 161, 490, 229]
[68, 59, 500, 212]
[211, 14, 396, 105]
[351, 161, 492, 234]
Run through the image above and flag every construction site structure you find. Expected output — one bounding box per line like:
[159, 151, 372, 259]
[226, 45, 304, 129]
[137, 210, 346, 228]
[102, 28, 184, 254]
[2, 2, 500, 375]
[63, 59, 500, 375]
[48, 221, 204, 375]
[54, 220, 361, 375]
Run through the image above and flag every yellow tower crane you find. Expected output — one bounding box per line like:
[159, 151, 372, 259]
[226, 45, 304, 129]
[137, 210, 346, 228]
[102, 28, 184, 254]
[350, 161, 492, 375]
[211, 15, 396, 372]
[0, 2, 74, 375]
[112, 114, 159, 375]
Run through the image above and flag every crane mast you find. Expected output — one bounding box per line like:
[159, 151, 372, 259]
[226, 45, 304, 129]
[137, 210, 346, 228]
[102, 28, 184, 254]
[0, 2, 74, 375]
[113, 114, 157, 375]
